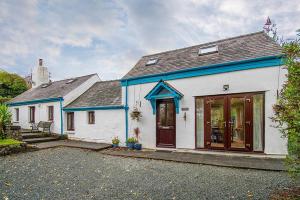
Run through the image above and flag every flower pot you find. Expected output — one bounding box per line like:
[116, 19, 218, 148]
[127, 142, 135, 150]
[134, 143, 142, 150]
[112, 144, 119, 148]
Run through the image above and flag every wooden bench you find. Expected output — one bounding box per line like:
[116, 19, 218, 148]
[31, 121, 52, 134]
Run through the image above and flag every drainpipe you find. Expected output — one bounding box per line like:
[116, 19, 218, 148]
[125, 81, 129, 146]
[60, 98, 64, 135]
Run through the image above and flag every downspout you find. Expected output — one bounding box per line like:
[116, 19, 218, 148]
[125, 80, 129, 145]
[60, 98, 64, 135]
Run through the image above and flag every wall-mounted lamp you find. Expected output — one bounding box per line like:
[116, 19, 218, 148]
[223, 84, 229, 91]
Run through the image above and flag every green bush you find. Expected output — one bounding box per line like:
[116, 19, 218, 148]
[272, 40, 300, 178]
[0, 104, 12, 139]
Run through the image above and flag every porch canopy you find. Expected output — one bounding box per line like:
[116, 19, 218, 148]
[145, 80, 183, 114]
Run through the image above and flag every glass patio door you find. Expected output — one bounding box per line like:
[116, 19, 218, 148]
[228, 95, 252, 151]
[204, 94, 253, 151]
[204, 96, 227, 149]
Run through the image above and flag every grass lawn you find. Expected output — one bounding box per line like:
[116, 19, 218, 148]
[0, 139, 22, 147]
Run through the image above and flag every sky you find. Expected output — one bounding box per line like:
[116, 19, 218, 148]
[0, 0, 299, 81]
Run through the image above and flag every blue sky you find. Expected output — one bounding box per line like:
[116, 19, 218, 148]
[0, 0, 299, 80]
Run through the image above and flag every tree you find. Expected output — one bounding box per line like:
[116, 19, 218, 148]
[0, 70, 28, 103]
[273, 40, 300, 178]
[0, 104, 12, 139]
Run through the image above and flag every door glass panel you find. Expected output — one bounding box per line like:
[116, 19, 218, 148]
[253, 94, 264, 151]
[196, 98, 204, 148]
[210, 99, 225, 148]
[166, 102, 174, 126]
[158, 103, 166, 127]
[230, 98, 245, 149]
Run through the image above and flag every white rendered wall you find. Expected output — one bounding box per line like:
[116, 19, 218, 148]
[65, 110, 125, 144]
[9, 102, 61, 134]
[124, 66, 288, 155]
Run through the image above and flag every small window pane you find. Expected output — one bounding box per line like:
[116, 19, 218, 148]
[88, 111, 95, 124]
[67, 112, 74, 131]
[196, 98, 204, 148]
[48, 106, 54, 121]
[15, 108, 19, 122]
[253, 94, 264, 151]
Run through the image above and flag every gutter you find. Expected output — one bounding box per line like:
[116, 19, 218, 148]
[7, 97, 63, 107]
[60, 98, 64, 135]
[125, 81, 129, 145]
[63, 105, 125, 112]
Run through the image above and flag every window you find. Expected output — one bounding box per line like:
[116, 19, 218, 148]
[146, 58, 158, 66]
[88, 111, 95, 124]
[29, 106, 35, 123]
[198, 45, 218, 55]
[195, 98, 204, 148]
[67, 112, 74, 131]
[15, 108, 19, 122]
[48, 106, 54, 121]
[66, 79, 76, 84]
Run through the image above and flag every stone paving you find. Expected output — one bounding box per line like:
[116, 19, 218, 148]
[102, 148, 286, 171]
[33, 140, 112, 150]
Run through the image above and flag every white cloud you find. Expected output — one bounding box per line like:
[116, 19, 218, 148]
[0, 0, 299, 80]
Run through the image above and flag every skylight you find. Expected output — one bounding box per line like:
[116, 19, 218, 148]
[66, 79, 76, 84]
[198, 45, 218, 55]
[41, 83, 50, 88]
[146, 58, 158, 66]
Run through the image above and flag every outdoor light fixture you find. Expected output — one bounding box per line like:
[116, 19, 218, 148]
[223, 84, 229, 91]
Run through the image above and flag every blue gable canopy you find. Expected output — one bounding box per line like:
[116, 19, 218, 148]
[145, 80, 183, 114]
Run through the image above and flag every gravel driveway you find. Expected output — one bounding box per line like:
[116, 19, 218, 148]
[0, 148, 295, 200]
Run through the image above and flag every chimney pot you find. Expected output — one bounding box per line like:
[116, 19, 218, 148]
[39, 59, 43, 66]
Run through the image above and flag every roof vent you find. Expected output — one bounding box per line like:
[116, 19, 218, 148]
[146, 58, 158, 66]
[198, 45, 218, 55]
[66, 79, 76, 84]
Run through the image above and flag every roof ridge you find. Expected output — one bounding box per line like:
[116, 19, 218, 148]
[51, 73, 97, 84]
[142, 31, 265, 58]
[96, 79, 120, 83]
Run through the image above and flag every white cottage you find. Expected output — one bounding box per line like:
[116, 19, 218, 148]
[121, 31, 287, 155]
[8, 60, 100, 134]
[8, 31, 287, 155]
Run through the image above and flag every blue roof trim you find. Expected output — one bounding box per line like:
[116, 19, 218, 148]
[145, 81, 183, 114]
[121, 55, 283, 86]
[7, 97, 63, 107]
[63, 105, 125, 112]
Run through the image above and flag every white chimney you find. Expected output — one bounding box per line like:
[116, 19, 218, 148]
[32, 59, 49, 88]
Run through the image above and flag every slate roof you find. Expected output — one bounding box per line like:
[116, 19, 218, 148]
[122, 31, 282, 79]
[9, 74, 97, 103]
[65, 80, 122, 108]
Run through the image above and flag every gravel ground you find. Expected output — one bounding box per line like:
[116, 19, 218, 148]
[0, 148, 295, 200]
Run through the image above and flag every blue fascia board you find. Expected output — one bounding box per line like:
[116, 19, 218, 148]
[7, 97, 64, 107]
[145, 81, 183, 100]
[121, 55, 283, 86]
[63, 105, 125, 112]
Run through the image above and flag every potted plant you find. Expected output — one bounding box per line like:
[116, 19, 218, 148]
[127, 137, 137, 150]
[112, 136, 120, 148]
[133, 127, 142, 150]
[130, 107, 142, 121]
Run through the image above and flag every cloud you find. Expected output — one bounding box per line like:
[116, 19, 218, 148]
[0, 0, 299, 80]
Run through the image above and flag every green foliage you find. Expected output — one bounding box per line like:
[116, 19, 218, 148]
[0, 104, 12, 139]
[0, 138, 21, 147]
[0, 70, 28, 99]
[273, 40, 300, 178]
[127, 137, 137, 144]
